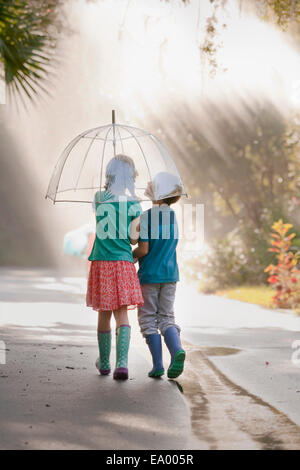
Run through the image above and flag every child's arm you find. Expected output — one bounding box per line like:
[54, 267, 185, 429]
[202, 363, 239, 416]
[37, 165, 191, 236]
[129, 216, 140, 245]
[132, 208, 149, 259]
[133, 241, 149, 259]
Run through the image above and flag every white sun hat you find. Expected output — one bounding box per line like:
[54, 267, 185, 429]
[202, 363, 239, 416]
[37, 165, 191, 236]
[144, 171, 183, 201]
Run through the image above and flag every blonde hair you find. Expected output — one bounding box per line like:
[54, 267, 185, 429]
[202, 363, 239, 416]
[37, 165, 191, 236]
[104, 154, 138, 197]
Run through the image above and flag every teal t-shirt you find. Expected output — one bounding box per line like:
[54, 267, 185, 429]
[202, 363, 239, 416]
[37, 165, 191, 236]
[138, 205, 179, 284]
[88, 191, 142, 263]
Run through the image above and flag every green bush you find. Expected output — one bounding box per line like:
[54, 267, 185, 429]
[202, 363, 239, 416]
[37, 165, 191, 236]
[184, 229, 275, 293]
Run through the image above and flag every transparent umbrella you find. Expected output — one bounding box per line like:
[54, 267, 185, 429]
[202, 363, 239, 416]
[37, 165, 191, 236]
[45, 111, 187, 203]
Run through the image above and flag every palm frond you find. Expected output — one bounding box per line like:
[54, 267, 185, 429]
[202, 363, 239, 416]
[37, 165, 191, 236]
[0, 0, 60, 102]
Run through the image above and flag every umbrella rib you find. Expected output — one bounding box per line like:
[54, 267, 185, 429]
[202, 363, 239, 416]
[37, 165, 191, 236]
[99, 126, 113, 195]
[53, 186, 148, 194]
[82, 134, 140, 142]
[117, 124, 152, 181]
[54, 199, 94, 203]
[46, 125, 108, 202]
[115, 125, 125, 153]
[119, 123, 150, 135]
[82, 130, 150, 142]
[51, 134, 85, 203]
[74, 129, 102, 191]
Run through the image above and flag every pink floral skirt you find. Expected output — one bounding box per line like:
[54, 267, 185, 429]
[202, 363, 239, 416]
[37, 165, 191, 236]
[86, 260, 144, 312]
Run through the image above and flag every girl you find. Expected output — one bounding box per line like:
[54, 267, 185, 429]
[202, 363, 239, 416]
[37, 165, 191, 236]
[86, 154, 143, 380]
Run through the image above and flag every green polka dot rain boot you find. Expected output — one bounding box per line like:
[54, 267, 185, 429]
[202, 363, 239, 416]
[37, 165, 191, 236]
[113, 325, 131, 381]
[95, 331, 111, 375]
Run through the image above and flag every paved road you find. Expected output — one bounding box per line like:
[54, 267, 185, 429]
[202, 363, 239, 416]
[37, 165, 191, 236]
[175, 282, 300, 429]
[0, 269, 300, 449]
[0, 269, 196, 450]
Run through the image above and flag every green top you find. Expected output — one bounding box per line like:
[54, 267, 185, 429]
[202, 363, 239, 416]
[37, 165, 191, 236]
[88, 191, 142, 263]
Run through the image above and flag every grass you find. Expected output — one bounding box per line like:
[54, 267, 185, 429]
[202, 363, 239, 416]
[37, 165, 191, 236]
[216, 285, 275, 309]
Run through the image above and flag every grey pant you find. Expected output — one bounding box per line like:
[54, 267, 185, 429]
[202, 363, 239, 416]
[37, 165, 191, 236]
[138, 283, 180, 337]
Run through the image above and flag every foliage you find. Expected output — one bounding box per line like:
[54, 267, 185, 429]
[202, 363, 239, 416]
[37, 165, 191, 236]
[0, 0, 64, 101]
[183, 228, 274, 293]
[265, 219, 300, 309]
[196, 0, 300, 75]
[151, 97, 300, 294]
[163, 100, 300, 234]
[182, 212, 300, 295]
[263, 0, 300, 27]
[166, 0, 300, 26]
[2, 0, 299, 102]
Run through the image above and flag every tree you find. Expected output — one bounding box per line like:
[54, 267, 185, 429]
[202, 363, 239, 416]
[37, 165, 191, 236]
[156, 98, 300, 228]
[2, 1, 299, 102]
[170, 0, 300, 75]
[146, 95, 300, 287]
[0, 0, 64, 102]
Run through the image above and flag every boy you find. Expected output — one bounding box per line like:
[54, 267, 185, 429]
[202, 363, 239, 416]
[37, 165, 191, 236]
[133, 172, 185, 379]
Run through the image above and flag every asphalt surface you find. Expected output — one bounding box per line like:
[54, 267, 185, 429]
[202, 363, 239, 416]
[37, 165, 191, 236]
[0, 269, 195, 450]
[175, 282, 300, 428]
[1, 269, 300, 449]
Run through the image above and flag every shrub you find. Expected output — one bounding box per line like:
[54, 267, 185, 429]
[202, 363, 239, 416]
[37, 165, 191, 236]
[183, 229, 272, 293]
[183, 219, 300, 296]
[265, 219, 300, 309]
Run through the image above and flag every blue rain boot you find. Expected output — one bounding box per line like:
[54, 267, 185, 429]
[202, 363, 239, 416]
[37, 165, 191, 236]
[95, 331, 111, 375]
[163, 326, 185, 379]
[146, 334, 165, 378]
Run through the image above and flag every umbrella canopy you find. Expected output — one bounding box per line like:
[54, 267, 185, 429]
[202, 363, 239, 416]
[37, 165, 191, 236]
[46, 111, 187, 203]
